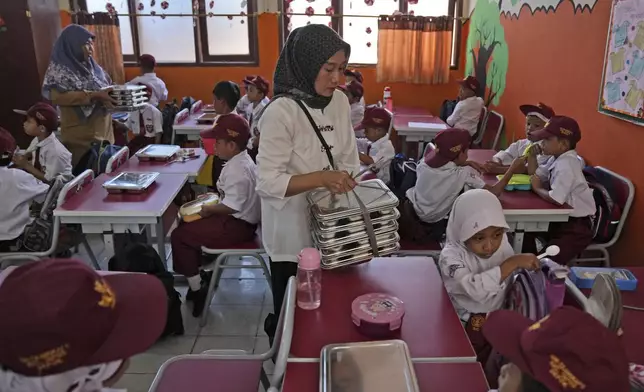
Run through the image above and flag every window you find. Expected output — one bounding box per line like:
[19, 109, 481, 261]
[76, 0, 258, 65]
[281, 0, 461, 67]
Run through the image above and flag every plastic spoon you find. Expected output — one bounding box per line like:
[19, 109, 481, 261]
[537, 245, 560, 260]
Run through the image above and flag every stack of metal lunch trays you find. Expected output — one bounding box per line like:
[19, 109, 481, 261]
[307, 178, 400, 270]
[109, 85, 148, 112]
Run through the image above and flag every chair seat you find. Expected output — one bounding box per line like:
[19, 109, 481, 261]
[398, 239, 442, 251]
[201, 237, 264, 254]
[153, 358, 264, 392]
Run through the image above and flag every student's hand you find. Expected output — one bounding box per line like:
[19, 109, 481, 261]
[11, 154, 28, 168]
[252, 135, 260, 149]
[320, 170, 357, 194]
[530, 175, 543, 190]
[92, 88, 118, 105]
[466, 160, 484, 173]
[483, 160, 500, 172]
[199, 204, 216, 218]
[508, 156, 527, 174]
[507, 254, 540, 271]
[527, 143, 542, 157]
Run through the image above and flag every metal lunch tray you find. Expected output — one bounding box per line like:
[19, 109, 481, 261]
[135, 144, 181, 159]
[111, 104, 148, 112]
[321, 243, 400, 270]
[109, 85, 147, 92]
[312, 220, 398, 247]
[315, 208, 400, 232]
[317, 232, 399, 258]
[320, 340, 419, 392]
[312, 216, 398, 240]
[102, 171, 159, 192]
[307, 179, 398, 223]
[113, 96, 148, 104]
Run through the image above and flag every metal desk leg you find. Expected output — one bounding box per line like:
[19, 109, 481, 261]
[103, 233, 115, 259]
[513, 230, 525, 254]
[417, 141, 424, 160]
[171, 129, 176, 145]
[156, 220, 168, 267]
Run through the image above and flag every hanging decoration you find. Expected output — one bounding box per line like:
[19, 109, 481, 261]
[209, 0, 214, 9]
[365, 26, 372, 34]
[241, 0, 247, 7]
[160, 1, 169, 9]
[240, 11, 246, 24]
[137, 2, 144, 11]
[150, 0, 156, 7]
[408, 0, 418, 4]
[366, 42, 372, 47]
[151, 10, 156, 15]
[409, 10, 415, 15]
[106, 2, 116, 15]
[305, 6, 315, 16]
[365, 0, 374, 6]
[325, 6, 334, 15]
[328, 21, 332, 27]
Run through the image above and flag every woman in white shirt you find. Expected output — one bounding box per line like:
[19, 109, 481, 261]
[257, 24, 360, 339]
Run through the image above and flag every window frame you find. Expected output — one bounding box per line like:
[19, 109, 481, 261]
[73, 0, 259, 66]
[278, 0, 462, 69]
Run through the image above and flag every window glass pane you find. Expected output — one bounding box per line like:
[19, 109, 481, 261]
[408, 0, 450, 16]
[286, 0, 332, 35]
[342, 0, 397, 64]
[206, 1, 250, 55]
[86, 0, 134, 55]
[136, 0, 196, 63]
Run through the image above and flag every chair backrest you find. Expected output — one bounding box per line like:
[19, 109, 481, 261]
[105, 146, 130, 174]
[473, 106, 488, 144]
[191, 100, 203, 114]
[595, 166, 635, 247]
[174, 108, 189, 125]
[58, 169, 94, 206]
[269, 277, 297, 389]
[474, 109, 504, 148]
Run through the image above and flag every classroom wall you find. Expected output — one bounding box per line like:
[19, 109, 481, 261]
[467, 0, 644, 266]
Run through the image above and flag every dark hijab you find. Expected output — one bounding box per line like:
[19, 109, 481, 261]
[273, 24, 351, 110]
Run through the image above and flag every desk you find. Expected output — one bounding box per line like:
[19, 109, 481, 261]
[172, 112, 213, 144]
[290, 257, 475, 362]
[393, 110, 447, 159]
[116, 148, 207, 182]
[467, 149, 572, 252]
[282, 362, 489, 392]
[54, 173, 187, 263]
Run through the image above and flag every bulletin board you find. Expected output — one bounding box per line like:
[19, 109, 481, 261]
[598, 0, 644, 125]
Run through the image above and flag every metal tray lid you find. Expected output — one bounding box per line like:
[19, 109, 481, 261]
[109, 84, 147, 92]
[136, 144, 181, 159]
[320, 340, 419, 392]
[308, 179, 398, 221]
[102, 172, 159, 190]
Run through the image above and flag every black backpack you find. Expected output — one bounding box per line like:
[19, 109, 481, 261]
[582, 166, 622, 244]
[161, 99, 180, 145]
[439, 99, 457, 121]
[109, 240, 184, 338]
[389, 154, 417, 200]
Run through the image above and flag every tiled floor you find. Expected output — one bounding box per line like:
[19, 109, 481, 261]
[74, 234, 274, 392]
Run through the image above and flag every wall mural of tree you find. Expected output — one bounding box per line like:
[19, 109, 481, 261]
[465, 0, 509, 107]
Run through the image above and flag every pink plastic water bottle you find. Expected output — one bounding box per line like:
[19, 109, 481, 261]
[296, 248, 322, 310]
[383, 87, 393, 112]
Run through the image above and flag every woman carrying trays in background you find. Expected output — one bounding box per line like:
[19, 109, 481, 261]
[257, 24, 360, 340]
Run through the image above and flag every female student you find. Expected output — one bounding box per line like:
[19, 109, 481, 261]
[257, 24, 360, 339]
[439, 189, 539, 362]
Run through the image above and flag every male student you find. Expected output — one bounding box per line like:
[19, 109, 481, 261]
[446, 76, 485, 137]
[127, 54, 168, 106]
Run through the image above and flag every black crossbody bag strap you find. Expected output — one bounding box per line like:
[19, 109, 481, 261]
[292, 99, 336, 170]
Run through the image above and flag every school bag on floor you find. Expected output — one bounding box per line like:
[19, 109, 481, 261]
[582, 166, 622, 243]
[108, 240, 184, 338]
[389, 154, 417, 199]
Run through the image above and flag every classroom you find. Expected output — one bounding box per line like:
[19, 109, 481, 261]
[0, 0, 643, 391]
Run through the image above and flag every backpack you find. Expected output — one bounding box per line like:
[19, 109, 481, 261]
[22, 176, 71, 252]
[389, 154, 417, 200]
[439, 99, 457, 121]
[72, 140, 122, 176]
[582, 166, 622, 243]
[109, 239, 184, 339]
[161, 99, 180, 145]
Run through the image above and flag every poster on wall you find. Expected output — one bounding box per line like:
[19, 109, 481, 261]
[599, 0, 644, 125]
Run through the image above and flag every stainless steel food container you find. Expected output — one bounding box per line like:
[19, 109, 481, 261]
[135, 145, 181, 160]
[315, 208, 400, 231]
[312, 220, 398, 247]
[321, 242, 400, 270]
[320, 340, 419, 392]
[102, 172, 159, 193]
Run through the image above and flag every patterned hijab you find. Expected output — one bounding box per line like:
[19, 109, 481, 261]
[273, 24, 350, 109]
[42, 24, 112, 120]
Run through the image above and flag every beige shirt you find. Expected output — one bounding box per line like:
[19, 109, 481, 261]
[217, 150, 261, 225]
[0, 167, 49, 241]
[26, 133, 72, 181]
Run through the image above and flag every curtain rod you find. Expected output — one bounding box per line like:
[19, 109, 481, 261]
[67, 10, 469, 20]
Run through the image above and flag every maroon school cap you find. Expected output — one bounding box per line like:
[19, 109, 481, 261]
[0, 127, 16, 156]
[0, 259, 167, 376]
[519, 102, 555, 121]
[139, 54, 156, 68]
[530, 115, 581, 144]
[459, 76, 480, 92]
[14, 102, 59, 133]
[339, 81, 364, 99]
[246, 75, 270, 95]
[483, 307, 630, 392]
[202, 113, 250, 146]
[424, 128, 471, 168]
[242, 75, 256, 85]
[344, 69, 364, 83]
[359, 106, 391, 130]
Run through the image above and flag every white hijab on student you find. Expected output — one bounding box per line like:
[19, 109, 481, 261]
[439, 189, 515, 318]
[0, 361, 124, 392]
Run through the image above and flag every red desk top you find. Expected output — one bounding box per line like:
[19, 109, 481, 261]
[282, 362, 489, 392]
[467, 149, 572, 214]
[118, 148, 207, 177]
[394, 107, 434, 117]
[55, 172, 187, 217]
[174, 111, 214, 131]
[290, 257, 475, 360]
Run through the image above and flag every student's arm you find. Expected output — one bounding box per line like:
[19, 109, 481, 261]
[160, 81, 169, 101]
[15, 171, 49, 203]
[531, 165, 573, 206]
[483, 157, 526, 196]
[359, 153, 374, 165]
[11, 155, 47, 183]
[446, 101, 463, 127]
[439, 252, 507, 303]
[336, 94, 361, 175]
[199, 202, 235, 217]
[152, 106, 163, 144]
[50, 89, 116, 107]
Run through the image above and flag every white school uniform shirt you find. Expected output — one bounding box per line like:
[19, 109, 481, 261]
[217, 150, 261, 225]
[126, 103, 163, 138]
[439, 189, 515, 320]
[0, 167, 49, 241]
[246, 97, 270, 149]
[406, 161, 486, 223]
[446, 96, 485, 136]
[367, 135, 395, 184]
[535, 150, 596, 218]
[350, 101, 365, 127]
[236, 95, 252, 120]
[257, 90, 360, 263]
[492, 138, 550, 166]
[127, 73, 168, 106]
[25, 133, 72, 182]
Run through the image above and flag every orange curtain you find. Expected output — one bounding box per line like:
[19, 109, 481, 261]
[74, 12, 125, 84]
[377, 15, 453, 85]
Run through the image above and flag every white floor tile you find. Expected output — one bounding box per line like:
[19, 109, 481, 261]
[180, 303, 204, 336]
[211, 278, 267, 306]
[199, 305, 263, 336]
[127, 353, 176, 374]
[192, 335, 256, 354]
[146, 335, 196, 355]
[113, 373, 156, 392]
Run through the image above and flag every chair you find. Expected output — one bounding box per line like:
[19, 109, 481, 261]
[170, 108, 190, 145]
[574, 166, 635, 267]
[199, 236, 272, 327]
[0, 170, 100, 269]
[471, 106, 488, 146]
[0, 254, 42, 269]
[148, 278, 296, 392]
[105, 146, 129, 174]
[473, 110, 504, 149]
[191, 100, 203, 114]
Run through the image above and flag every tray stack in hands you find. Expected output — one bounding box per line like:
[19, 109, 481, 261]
[109, 85, 149, 112]
[307, 179, 400, 269]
